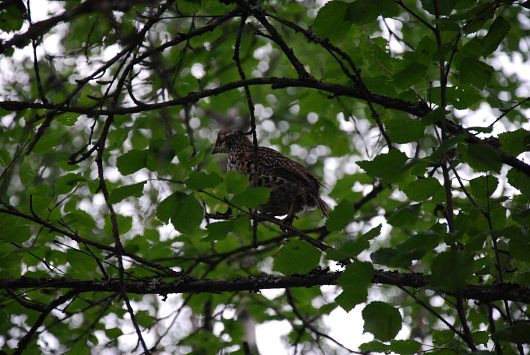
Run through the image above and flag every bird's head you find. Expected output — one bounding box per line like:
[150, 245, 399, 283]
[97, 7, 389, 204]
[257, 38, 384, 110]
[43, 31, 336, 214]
[212, 129, 251, 154]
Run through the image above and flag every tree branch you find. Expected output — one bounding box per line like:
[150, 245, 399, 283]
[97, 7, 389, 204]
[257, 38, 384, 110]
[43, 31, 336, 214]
[2, 271, 530, 304]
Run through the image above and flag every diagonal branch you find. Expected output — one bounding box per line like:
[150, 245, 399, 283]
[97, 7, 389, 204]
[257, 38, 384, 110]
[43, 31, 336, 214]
[13, 290, 78, 355]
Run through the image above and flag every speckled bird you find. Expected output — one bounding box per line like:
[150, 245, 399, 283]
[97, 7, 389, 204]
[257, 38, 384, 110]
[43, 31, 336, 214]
[212, 129, 328, 224]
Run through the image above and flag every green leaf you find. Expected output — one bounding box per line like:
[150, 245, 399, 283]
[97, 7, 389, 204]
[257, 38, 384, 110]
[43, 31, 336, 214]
[403, 177, 444, 201]
[205, 220, 234, 241]
[482, 16, 510, 56]
[337, 261, 373, 289]
[19, 156, 39, 185]
[104, 214, 133, 235]
[67, 338, 90, 355]
[462, 143, 502, 173]
[63, 211, 97, 231]
[329, 174, 365, 200]
[328, 225, 381, 260]
[371, 247, 401, 267]
[393, 64, 428, 90]
[57, 113, 80, 126]
[0, 1, 25, 32]
[224, 171, 249, 194]
[362, 301, 402, 341]
[387, 204, 421, 227]
[180, 0, 202, 13]
[453, 84, 483, 109]
[105, 328, 123, 339]
[493, 322, 530, 344]
[416, 36, 437, 65]
[273, 240, 321, 275]
[156, 192, 204, 233]
[359, 341, 389, 352]
[109, 181, 146, 204]
[231, 187, 270, 209]
[431, 250, 474, 292]
[509, 228, 530, 263]
[421, 0, 456, 15]
[135, 310, 154, 328]
[335, 261, 373, 311]
[66, 249, 98, 277]
[117, 150, 148, 175]
[389, 339, 422, 354]
[498, 129, 530, 156]
[345, 0, 384, 25]
[357, 149, 408, 183]
[56, 174, 86, 195]
[384, 118, 425, 144]
[469, 175, 498, 203]
[507, 169, 530, 200]
[335, 287, 367, 312]
[326, 200, 354, 231]
[459, 57, 493, 89]
[432, 329, 456, 345]
[186, 171, 222, 190]
[313, 1, 351, 40]
[472, 331, 490, 345]
[0, 215, 31, 243]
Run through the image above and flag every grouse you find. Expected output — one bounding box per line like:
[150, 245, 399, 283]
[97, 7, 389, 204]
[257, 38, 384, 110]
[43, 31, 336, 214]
[212, 129, 328, 224]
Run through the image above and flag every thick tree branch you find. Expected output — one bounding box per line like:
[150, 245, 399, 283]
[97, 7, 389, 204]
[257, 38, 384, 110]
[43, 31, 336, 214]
[2, 271, 530, 303]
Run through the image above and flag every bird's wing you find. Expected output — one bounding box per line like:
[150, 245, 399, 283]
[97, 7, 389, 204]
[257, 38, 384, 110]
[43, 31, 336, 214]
[254, 147, 321, 189]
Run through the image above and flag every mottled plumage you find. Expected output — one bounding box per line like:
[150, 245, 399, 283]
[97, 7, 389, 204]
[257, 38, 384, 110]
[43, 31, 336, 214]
[212, 129, 328, 222]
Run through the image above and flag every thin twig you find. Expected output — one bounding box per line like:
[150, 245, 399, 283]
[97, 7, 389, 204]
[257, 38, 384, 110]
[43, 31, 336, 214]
[14, 290, 78, 355]
[233, 15, 258, 150]
[285, 289, 360, 353]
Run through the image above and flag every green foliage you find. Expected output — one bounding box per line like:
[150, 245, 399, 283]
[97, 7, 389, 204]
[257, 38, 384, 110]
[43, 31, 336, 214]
[493, 322, 530, 344]
[431, 250, 474, 292]
[109, 181, 146, 203]
[498, 129, 530, 156]
[325, 200, 354, 231]
[231, 187, 270, 209]
[273, 240, 321, 275]
[507, 169, 530, 199]
[116, 150, 148, 175]
[186, 171, 222, 190]
[156, 192, 204, 233]
[357, 149, 408, 183]
[223, 170, 249, 194]
[384, 118, 425, 143]
[403, 177, 444, 201]
[459, 58, 494, 89]
[362, 301, 402, 341]
[335, 261, 373, 311]
[461, 143, 503, 173]
[0, 0, 25, 32]
[482, 16, 511, 56]
[327, 224, 381, 260]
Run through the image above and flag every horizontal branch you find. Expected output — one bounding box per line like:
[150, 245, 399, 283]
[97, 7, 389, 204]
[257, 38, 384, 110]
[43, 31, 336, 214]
[3, 270, 530, 303]
[2, 76, 528, 176]
[0, 77, 427, 116]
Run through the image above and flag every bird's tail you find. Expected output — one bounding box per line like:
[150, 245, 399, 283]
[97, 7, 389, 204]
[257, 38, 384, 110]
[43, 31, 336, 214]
[314, 196, 329, 217]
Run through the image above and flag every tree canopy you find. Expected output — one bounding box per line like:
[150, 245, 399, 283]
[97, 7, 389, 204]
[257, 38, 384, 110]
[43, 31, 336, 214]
[1, 0, 530, 354]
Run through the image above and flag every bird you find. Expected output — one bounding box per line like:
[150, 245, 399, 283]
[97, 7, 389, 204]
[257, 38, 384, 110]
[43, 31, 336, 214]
[212, 129, 328, 225]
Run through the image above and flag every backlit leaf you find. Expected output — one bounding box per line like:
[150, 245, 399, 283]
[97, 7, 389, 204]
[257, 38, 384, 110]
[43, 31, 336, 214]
[362, 301, 402, 341]
[273, 240, 321, 275]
